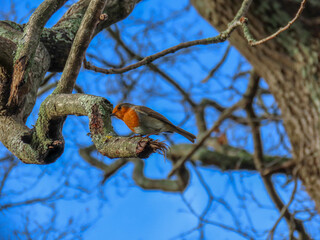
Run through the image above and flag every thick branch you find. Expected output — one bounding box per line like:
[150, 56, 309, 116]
[41, 0, 139, 71]
[54, 0, 107, 94]
[0, 22, 51, 119]
[79, 145, 188, 191]
[168, 142, 292, 174]
[8, 0, 67, 106]
[131, 158, 189, 192]
[38, 94, 166, 161]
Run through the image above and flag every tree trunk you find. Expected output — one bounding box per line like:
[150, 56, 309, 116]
[191, 0, 320, 210]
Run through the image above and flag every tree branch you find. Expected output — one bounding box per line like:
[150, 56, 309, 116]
[79, 145, 128, 184]
[131, 158, 189, 192]
[0, 94, 167, 164]
[79, 145, 188, 191]
[54, 0, 107, 94]
[244, 70, 309, 239]
[8, 0, 67, 106]
[168, 142, 292, 174]
[167, 98, 246, 178]
[84, 0, 253, 75]
[86, 28, 197, 108]
[201, 45, 231, 83]
[242, 0, 307, 46]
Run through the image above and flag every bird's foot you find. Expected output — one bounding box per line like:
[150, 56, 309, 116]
[128, 134, 142, 139]
[141, 134, 154, 140]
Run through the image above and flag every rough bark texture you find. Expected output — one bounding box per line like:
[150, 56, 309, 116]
[191, 0, 320, 210]
[0, 0, 150, 164]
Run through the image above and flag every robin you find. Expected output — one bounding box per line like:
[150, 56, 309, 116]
[111, 103, 196, 143]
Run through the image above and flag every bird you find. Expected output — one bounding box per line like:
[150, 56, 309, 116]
[111, 103, 196, 143]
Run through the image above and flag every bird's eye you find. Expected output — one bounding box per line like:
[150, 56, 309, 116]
[118, 106, 122, 110]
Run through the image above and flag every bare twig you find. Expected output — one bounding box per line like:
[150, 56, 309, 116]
[267, 179, 298, 240]
[105, 28, 197, 108]
[244, 70, 309, 239]
[40, 72, 57, 87]
[167, 99, 246, 178]
[79, 145, 128, 184]
[201, 45, 231, 83]
[84, 0, 253, 75]
[244, 0, 307, 46]
[0, 156, 16, 196]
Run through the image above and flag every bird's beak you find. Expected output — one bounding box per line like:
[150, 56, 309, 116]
[110, 113, 115, 117]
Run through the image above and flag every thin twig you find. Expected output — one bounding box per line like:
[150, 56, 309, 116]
[105, 28, 197, 108]
[249, 0, 307, 46]
[245, 70, 309, 239]
[37, 82, 58, 96]
[40, 72, 57, 87]
[84, 0, 253, 75]
[201, 45, 231, 83]
[167, 99, 246, 178]
[267, 179, 298, 240]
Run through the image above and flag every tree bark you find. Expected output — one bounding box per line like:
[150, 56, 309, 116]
[191, 0, 320, 210]
[0, 0, 163, 164]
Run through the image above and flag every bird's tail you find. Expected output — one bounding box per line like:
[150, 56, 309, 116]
[174, 126, 196, 143]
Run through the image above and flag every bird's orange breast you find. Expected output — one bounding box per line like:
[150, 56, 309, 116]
[122, 109, 140, 132]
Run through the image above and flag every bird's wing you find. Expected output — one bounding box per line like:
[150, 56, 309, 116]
[133, 105, 176, 128]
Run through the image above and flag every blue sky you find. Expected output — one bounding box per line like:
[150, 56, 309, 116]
[0, 0, 319, 239]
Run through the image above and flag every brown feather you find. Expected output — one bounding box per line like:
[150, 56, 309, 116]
[134, 105, 177, 128]
[134, 105, 196, 143]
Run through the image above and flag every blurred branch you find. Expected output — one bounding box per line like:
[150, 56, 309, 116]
[79, 145, 128, 184]
[201, 98, 282, 125]
[131, 158, 189, 192]
[85, 29, 197, 108]
[168, 93, 249, 178]
[37, 82, 84, 96]
[40, 72, 57, 87]
[0, 190, 62, 211]
[168, 142, 292, 174]
[0, 156, 16, 196]
[37, 82, 57, 96]
[180, 191, 254, 240]
[268, 179, 298, 240]
[79, 146, 189, 191]
[201, 45, 231, 83]
[244, 70, 309, 239]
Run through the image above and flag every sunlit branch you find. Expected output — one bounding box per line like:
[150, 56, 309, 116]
[54, 0, 107, 94]
[84, 0, 253, 75]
